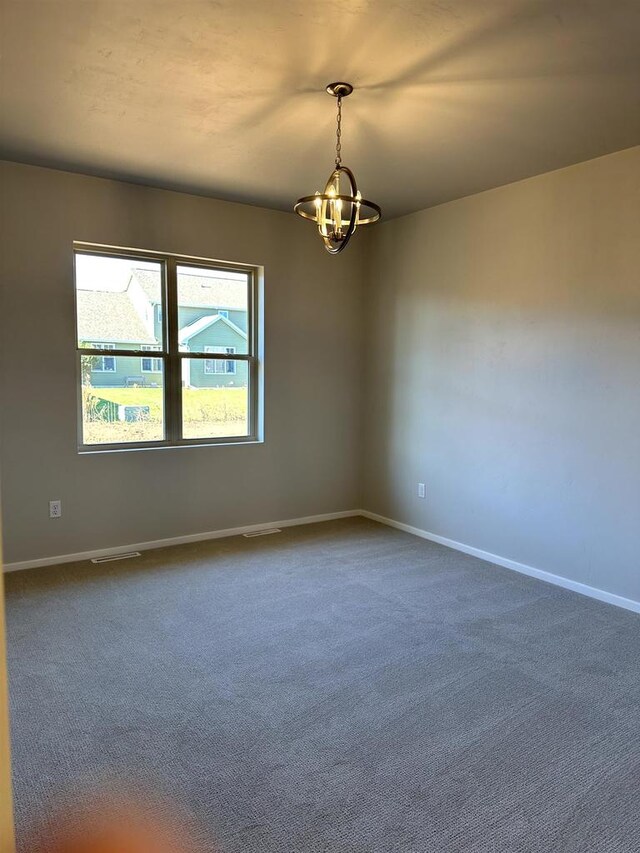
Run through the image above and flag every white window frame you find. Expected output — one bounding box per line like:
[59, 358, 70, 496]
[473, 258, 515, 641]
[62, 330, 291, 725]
[141, 345, 162, 373]
[92, 343, 117, 372]
[204, 346, 236, 375]
[74, 244, 261, 451]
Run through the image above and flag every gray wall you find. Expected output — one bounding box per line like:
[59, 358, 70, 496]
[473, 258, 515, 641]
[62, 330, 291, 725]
[0, 162, 365, 563]
[2, 150, 639, 606]
[363, 147, 640, 602]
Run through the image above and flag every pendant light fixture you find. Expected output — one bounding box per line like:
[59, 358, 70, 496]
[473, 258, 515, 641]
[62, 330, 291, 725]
[294, 82, 381, 254]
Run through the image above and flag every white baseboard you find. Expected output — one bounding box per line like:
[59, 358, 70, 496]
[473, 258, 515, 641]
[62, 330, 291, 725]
[5, 508, 639, 617]
[2, 510, 361, 573]
[360, 510, 640, 616]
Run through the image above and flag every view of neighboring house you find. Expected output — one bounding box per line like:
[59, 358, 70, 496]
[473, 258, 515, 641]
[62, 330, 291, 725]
[77, 269, 248, 388]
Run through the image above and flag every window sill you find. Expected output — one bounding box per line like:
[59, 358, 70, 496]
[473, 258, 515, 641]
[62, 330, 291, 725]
[78, 438, 264, 455]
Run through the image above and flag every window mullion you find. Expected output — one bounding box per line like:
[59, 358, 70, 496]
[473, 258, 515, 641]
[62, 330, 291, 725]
[165, 257, 182, 442]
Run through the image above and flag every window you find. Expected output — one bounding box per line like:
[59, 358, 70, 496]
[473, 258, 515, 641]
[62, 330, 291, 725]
[92, 343, 117, 372]
[75, 246, 260, 449]
[141, 345, 162, 373]
[204, 346, 236, 374]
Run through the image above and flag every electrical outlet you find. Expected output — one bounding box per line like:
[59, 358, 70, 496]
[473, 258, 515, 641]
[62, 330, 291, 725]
[49, 500, 62, 518]
[417, 483, 426, 499]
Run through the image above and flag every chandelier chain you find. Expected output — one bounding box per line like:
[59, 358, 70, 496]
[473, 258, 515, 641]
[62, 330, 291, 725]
[294, 82, 381, 253]
[335, 95, 342, 167]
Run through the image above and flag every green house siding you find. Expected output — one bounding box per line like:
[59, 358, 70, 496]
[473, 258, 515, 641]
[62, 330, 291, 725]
[87, 343, 162, 388]
[178, 306, 246, 332]
[187, 320, 246, 352]
[183, 321, 248, 388]
[187, 358, 248, 388]
[153, 309, 247, 356]
[87, 314, 247, 389]
[150, 306, 247, 340]
[152, 305, 163, 343]
[227, 310, 246, 332]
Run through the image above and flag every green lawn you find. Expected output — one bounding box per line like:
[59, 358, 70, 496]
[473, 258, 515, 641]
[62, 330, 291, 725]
[82, 386, 248, 445]
[93, 387, 247, 423]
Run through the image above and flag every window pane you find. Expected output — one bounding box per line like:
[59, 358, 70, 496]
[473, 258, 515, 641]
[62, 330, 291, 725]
[141, 345, 162, 373]
[75, 253, 164, 349]
[181, 359, 249, 439]
[81, 355, 164, 445]
[177, 265, 249, 354]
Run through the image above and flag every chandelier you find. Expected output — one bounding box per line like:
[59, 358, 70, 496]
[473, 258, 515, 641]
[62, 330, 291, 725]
[294, 82, 381, 254]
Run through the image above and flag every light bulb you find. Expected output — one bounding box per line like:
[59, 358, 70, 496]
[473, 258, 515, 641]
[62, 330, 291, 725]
[335, 198, 343, 235]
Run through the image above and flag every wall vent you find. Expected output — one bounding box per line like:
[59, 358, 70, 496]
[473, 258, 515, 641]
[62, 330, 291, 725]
[242, 528, 282, 538]
[91, 551, 141, 564]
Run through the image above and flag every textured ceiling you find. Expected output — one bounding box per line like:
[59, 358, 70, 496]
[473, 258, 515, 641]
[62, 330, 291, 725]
[1, 0, 639, 219]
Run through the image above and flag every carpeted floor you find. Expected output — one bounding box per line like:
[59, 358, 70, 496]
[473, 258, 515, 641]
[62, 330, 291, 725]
[5, 517, 640, 852]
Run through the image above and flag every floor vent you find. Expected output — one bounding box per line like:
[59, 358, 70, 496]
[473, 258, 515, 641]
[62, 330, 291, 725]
[91, 551, 141, 564]
[242, 528, 282, 538]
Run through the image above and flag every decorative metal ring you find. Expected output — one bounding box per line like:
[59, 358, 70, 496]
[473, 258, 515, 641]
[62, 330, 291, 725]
[294, 165, 382, 254]
[294, 194, 381, 223]
[321, 166, 358, 253]
[353, 199, 382, 225]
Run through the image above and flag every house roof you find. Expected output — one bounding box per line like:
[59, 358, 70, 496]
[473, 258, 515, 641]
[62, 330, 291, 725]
[178, 314, 247, 344]
[132, 269, 248, 311]
[76, 288, 157, 344]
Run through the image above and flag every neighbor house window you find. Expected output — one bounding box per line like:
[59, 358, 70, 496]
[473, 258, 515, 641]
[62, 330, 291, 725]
[204, 346, 236, 374]
[93, 343, 116, 372]
[74, 245, 260, 450]
[141, 345, 162, 373]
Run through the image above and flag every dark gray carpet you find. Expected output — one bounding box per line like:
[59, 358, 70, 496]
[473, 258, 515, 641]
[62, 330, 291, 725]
[5, 517, 640, 852]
